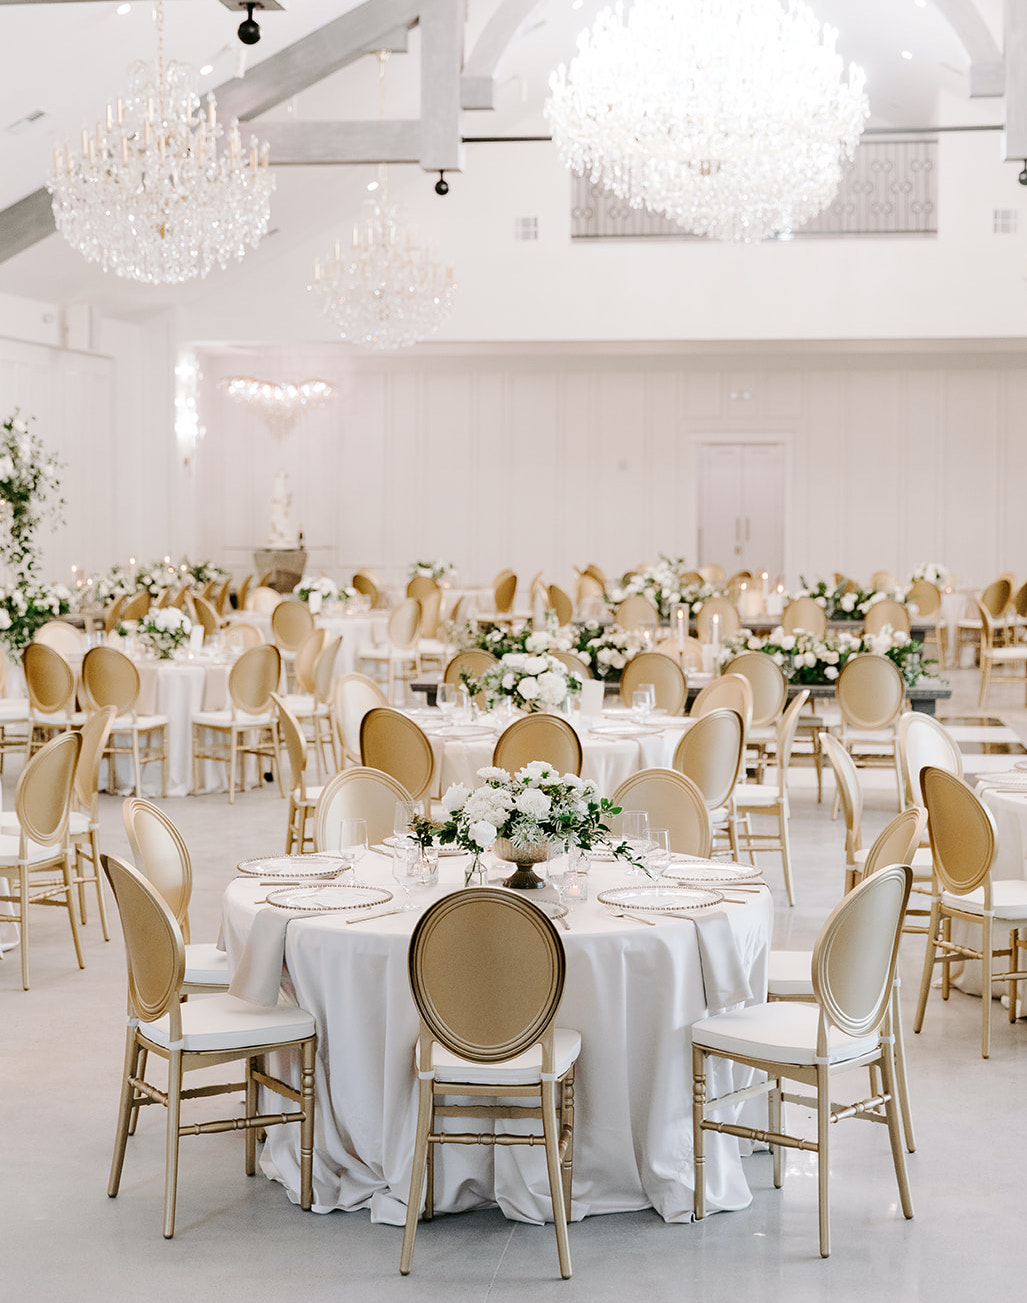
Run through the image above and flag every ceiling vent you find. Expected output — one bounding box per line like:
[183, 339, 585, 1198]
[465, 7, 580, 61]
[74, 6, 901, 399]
[6, 109, 46, 136]
[514, 216, 539, 241]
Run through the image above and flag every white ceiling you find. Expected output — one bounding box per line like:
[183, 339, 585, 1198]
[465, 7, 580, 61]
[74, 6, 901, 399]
[0, 0, 1005, 320]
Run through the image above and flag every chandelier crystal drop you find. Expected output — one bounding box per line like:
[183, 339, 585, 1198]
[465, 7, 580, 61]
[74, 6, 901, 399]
[545, 0, 869, 243]
[47, 0, 274, 284]
[309, 168, 458, 351]
[218, 376, 335, 438]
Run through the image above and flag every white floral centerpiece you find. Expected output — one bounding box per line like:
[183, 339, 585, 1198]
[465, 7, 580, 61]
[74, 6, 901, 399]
[411, 763, 625, 886]
[135, 560, 178, 598]
[135, 607, 193, 659]
[409, 558, 454, 582]
[0, 580, 72, 655]
[910, 562, 951, 588]
[570, 623, 644, 680]
[607, 554, 706, 619]
[463, 650, 581, 713]
[74, 566, 133, 611]
[295, 574, 357, 607]
[719, 624, 930, 687]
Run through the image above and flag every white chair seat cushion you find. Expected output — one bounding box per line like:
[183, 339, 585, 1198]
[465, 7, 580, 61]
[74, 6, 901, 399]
[0, 833, 69, 866]
[854, 845, 933, 871]
[0, 698, 29, 718]
[747, 725, 775, 743]
[111, 713, 168, 731]
[184, 942, 230, 987]
[709, 805, 732, 827]
[294, 784, 324, 806]
[141, 993, 315, 1052]
[767, 949, 813, 997]
[734, 783, 785, 810]
[418, 1028, 581, 1085]
[282, 695, 329, 720]
[29, 712, 87, 728]
[983, 648, 1027, 663]
[843, 728, 896, 745]
[192, 709, 274, 728]
[941, 878, 1027, 921]
[418, 639, 448, 655]
[1, 812, 90, 837]
[692, 1001, 878, 1066]
[361, 647, 417, 662]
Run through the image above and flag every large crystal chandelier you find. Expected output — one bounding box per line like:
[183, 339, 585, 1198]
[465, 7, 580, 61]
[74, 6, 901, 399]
[47, 0, 273, 284]
[308, 51, 457, 350]
[546, 0, 869, 243]
[219, 376, 335, 438]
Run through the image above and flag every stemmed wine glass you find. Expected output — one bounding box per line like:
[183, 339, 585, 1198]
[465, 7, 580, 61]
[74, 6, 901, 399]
[391, 843, 420, 911]
[645, 828, 672, 879]
[393, 800, 419, 848]
[631, 684, 656, 724]
[436, 682, 460, 721]
[336, 818, 368, 880]
[620, 810, 654, 877]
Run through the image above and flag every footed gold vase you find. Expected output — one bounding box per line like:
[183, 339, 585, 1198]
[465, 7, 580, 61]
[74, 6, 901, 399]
[493, 837, 548, 890]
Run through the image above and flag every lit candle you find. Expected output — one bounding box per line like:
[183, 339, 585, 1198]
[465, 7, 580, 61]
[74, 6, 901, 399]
[711, 612, 720, 655]
[676, 605, 686, 651]
[129, 556, 136, 583]
[761, 571, 769, 601]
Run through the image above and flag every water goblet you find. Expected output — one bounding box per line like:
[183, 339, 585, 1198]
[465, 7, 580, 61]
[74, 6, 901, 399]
[436, 682, 460, 721]
[336, 817, 368, 880]
[645, 829, 672, 879]
[631, 686, 655, 725]
[391, 843, 419, 911]
[393, 800, 419, 849]
[620, 810, 652, 878]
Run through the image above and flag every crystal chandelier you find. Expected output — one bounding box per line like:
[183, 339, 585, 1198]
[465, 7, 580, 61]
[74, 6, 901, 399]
[47, 0, 273, 284]
[308, 52, 457, 350]
[218, 376, 335, 439]
[546, 0, 869, 243]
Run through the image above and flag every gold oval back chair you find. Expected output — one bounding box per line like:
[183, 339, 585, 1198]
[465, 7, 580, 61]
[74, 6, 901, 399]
[352, 571, 381, 607]
[974, 597, 1027, 707]
[416, 587, 443, 641]
[672, 707, 744, 856]
[23, 640, 80, 754]
[359, 598, 423, 703]
[34, 620, 87, 657]
[332, 672, 389, 767]
[614, 594, 660, 632]
[190, 643, 283, 803]
[870, 570, 898, 590]
[550, 649, 591, 679]
[914, 768, 1027, 1059]
[690, 673, 754, 738]
[190, 593, 219, 639]
[611, 768, 712, 857]
[722, 652, 787, 729]
[120, 590, 151, 622]
[292, 628, 328, 695]
[698, 564, 725, 585]
[492, 713, 583, 776]
[907, 579, 941, 618]
[863, 599, 911, 636]
[443, 649, 497, 708]
[493, 572, 517, 615]
[271, 599, 314, 653]
[401, 888, 578, 1280]
[104, 594, 127, 633]
[897, 711, 963, 808]
[620, 652, 686, 715]
[407, 575, 441, 603]
[122, 795, 229, 992]
[835, 654, 905, 807]
[271, 692, 323, 854]
[245, 585, 282, 614]
[82, 645, 169, 798]
[314, 766, 414, 849]
[547, 584, 574, 626]
[360, 706, 435, 803]
[780, 597, 827, 638]
[819, 731, 864, 890]
[225, 621, 265, 653]
[695, 597, 741, 641]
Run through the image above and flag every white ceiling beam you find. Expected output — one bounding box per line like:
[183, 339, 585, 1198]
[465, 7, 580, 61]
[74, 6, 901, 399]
[1003, 0, 1027, 157]
[461, 0, 544, 110]
[420, 0, 463, 171]
[260, 119, 421, 165]
[933, 0, 1005, 95]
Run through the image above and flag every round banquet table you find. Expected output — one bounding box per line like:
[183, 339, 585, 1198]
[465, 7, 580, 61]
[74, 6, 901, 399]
[977, 783, 1027, 880]
[220, 854, 773, 1226]
[224, 610, 388, 676]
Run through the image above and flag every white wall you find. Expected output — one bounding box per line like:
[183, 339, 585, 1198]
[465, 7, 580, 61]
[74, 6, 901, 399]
[194, 341, 1027, 592]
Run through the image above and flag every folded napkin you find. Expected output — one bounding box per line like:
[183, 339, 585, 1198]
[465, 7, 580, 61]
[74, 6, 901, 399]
[688, 909, 753, 1012]
[229, 906, 301, 1007]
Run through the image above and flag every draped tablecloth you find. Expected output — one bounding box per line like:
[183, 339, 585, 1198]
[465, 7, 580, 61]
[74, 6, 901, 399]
[220, 855, 773, 1226]
[224, 611, 388, 676]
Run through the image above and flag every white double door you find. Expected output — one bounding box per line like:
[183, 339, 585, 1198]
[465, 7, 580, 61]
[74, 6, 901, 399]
[696, 441, 786, 580]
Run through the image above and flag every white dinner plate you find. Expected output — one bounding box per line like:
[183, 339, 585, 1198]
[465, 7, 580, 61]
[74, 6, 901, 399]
[236, 853, 348, 880]
[528, 899, 568, 922]
[265, 882, 394, 912]
[662, 861, 765, 887]
[597, 884, 722, 912]
[429, 724, 498, 740]
[382, 835, 466, 857]
[589, 723, 662, 739]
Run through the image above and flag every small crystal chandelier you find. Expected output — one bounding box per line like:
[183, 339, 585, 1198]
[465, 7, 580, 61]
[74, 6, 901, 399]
[308, 51, 457, 350]
[218, 376, 335, 439]
[47, 0, 274, 284]
[546, 0, 869, 243]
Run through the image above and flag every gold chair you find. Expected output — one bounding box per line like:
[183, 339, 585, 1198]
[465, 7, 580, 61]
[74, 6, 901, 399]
[610, 769, 712, 856]
[23, 640, 83, 754]
[547, 584, 574, 626]
[69, 704, 116, 936]
[835, 653, 905, 808]
[270, 599, 315, 681]
[694, 596, 741, 641]
[767, 807, 927, 1153]
[897, 711, 963, 807]
[870, 569, 898, 590]
[723, 651, 787, 778]
[493, 713, 583, 776]
[574, 573, 604, 609]
[235, 574, 254, 612]
[907, 579, 944, 664]
[614, 594, 660, 632]
[672, 707, 744, 857]
[914, 768, 1027, 1059]
[551, 649, 591, 679]
[655, 634, 704, 673]
[34, 619, 88, 657]
[0, 730, 83, 990]
[352, 570, 382, 608]
[190, 593, 219, 639]
[103, 594, 127, 634]
[81, 646, 169, 798]
[975, 597, 1027, 707]
[360, 706, 435, 804]
[493, 570, 517, 617]
[213, 576, 232, 616]
[122, 797, 229, 993]
[314, 766, 414, 849]
[781, 597, 827, 638]
[407, 574, 441, 604]
[225, 620, 265, 652]
[101, 852, 316, 1239]
[190, 643, 284, 802]
[168, 583, 190, 610]
[620, 651, 686, 715]
[863, 599, 911, 636]
[697, 563, 725, 585]
[282, 634, 341, 777]
[120, 590, 151, 622]
[331, 672, 389, 767]
[692, 864, 914, 1258]
[271, 693, 323, 854]
[443, 648, 497, 708]
[291, 628, 327, 696]
[359, 597, 422, 703]
[583, 563, 606, 588]
[245, 585, 282, 614]
[690, 673, 754, 737]
[732, 691, 811, 906]
[400, 889, 579, 1279]
[954, 577, 1012, 664]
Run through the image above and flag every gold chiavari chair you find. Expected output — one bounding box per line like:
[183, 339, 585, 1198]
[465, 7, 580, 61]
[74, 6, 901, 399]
[190, 643, 284, 802]
[360, 706, 434, 805]
[314, 766, 414, 849]
[400, 889, 579, 1280]
[690, 673, 753, 738]
[672, 707, 744, 857]
[81, 646, 169, 798]
[271, 692, 324, 854]
[492, 713, 583, 776]
[611, 769, 712, 857]
[23, 640, 83, 755]
[331, 672, 388, 768]
[780, 596, 828, 638]
[613, 594, 660, 632]
[101, 852, 316, 1239]
[835, 653, 906, 809]
[863, 599, 911, 636]
[620, 651, 687, 715]
[692, 864, 914, 1259]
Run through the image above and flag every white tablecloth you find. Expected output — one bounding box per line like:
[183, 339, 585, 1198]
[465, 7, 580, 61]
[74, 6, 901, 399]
[978, 782, 1027, 880]
[225, 611, 388, 676]
[220, 856, 773, 1225]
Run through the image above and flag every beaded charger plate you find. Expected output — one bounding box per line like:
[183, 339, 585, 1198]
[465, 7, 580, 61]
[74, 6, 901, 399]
[237, 854, 348, 880]
[661, 860, 764, 887]
[264, 883, 394, 912]
[597, 884, 722, 912]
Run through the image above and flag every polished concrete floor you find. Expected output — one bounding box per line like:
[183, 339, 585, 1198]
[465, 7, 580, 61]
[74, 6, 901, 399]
[3, 667, 1026, 1301]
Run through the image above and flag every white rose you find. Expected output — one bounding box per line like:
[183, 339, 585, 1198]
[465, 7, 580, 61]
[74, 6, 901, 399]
[469, 820, 497, 849]
[840, 593, 856, 612]
[525, 633, 549, 653]
[515, 788, 551, 816]
[441, 783, 470, 813]
[0, 610, 10, 630]
[780, 635, 796, 652]
[825, 665, 839, 680]
[518, 676, 539, 700]
[522, 655, 548, 675]
[536, 670, 567, 704]
[501, 673, 516, 690]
